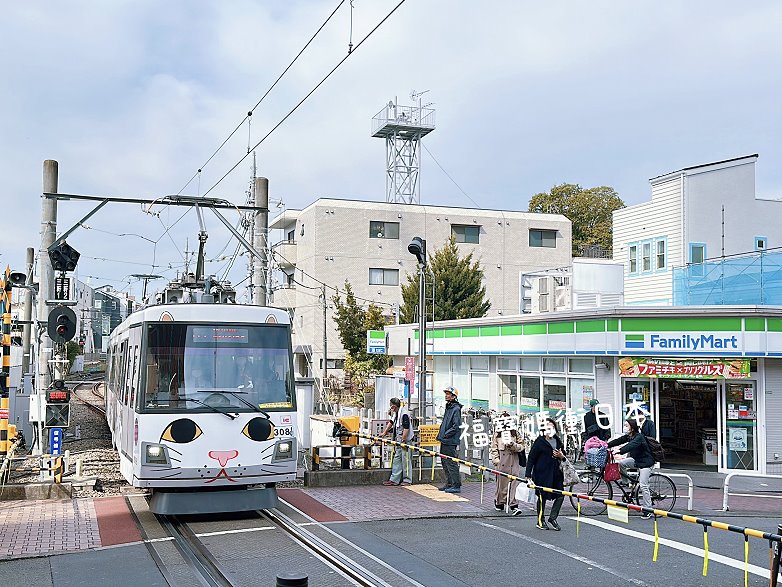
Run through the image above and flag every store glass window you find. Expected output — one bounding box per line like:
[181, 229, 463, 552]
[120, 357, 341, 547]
[543, 377, 567, 412]
[498, 374, 518, 411]
[519, 376, 541, 411]
[725, 382, 757, 471]
[543, 357, 564, 372]
[519, 357, 540, 372]
[568, 358, 593, 374]
[451, 357, 469, 400]
[470, 356, 489, 371]
[569, 378, 595, 411]
[497, 357, 517, 371]
[470, 372, 489, 410]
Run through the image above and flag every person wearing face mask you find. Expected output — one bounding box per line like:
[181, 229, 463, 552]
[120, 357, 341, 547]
[608, 418, 655, 519]
[436, 386, 463, 493]
[635, 412, 657, 439]
[489, 413, 526, 514]
[525, 417, 566, 530]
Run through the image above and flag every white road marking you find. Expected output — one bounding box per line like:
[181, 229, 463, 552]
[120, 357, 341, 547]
[279, 497, 428, 587]
[477, 521, 652, 586]
[569, 517, 768, 578]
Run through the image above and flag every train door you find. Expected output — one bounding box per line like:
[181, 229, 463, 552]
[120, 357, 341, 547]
[122, 327, 142, 456]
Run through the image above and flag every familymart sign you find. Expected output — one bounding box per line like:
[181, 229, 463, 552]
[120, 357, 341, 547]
[624, 333, 739, 352]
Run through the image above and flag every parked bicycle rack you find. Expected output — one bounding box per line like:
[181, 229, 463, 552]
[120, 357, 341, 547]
[723, 471, 782, 511]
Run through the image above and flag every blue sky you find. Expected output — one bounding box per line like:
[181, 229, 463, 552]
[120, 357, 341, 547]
[1, 1, 780, 299]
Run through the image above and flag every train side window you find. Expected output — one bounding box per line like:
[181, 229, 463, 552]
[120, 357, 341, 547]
[118, 342, 127, 402]
[124, 348, 132, 405]
[129, 346, 138, 408]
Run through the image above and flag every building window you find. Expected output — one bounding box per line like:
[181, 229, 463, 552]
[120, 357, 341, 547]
[452, 224, 480, 244]
[689, 243, 706, 264]
[656, 239, 666, 270]
[299, 223, 304, 237]
[369, 268, 399, 286]
[529, 229, 557, 248]
[755, 236, 768, 251]
[628, 244, 638, 274]
[369, 221, 399, 239]
[642, 242, 651, 272]
[286, 229, 295, 243]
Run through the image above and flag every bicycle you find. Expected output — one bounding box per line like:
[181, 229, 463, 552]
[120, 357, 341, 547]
[569, 462, 677, 516]
[563, 423, 584, 463]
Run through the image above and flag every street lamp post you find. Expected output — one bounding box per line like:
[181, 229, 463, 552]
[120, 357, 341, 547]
[408, 237, 427, 425]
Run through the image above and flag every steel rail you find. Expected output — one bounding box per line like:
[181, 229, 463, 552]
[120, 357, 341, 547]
[70, 381, 106, 416]
[261, 507, 389, 587]
[158, 515, 235, 587]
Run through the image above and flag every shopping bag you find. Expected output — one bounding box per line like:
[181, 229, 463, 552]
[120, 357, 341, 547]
[560, 458, 581, 486]
[603, 453, 621, 482]
[515, 482, 535, 504]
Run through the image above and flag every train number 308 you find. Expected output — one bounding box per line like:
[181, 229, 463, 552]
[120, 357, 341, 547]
[274, 426, 294, 437]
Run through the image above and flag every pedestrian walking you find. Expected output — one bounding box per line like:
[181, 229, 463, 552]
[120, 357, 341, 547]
[381, 398, 413, 486]
[436, 386, 463, 494]
[525, 417, 566, 530]
[608, 417, 655, 518]
[490, 415, 525, 514]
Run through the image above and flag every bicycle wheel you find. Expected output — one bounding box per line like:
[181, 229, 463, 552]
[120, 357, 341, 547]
[633, 473, 677, 512]
[565, 435, 579, 463]
[569, 470, 612, 516]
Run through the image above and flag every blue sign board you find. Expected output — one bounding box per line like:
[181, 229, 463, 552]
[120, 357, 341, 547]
[49, 428, 63, 455]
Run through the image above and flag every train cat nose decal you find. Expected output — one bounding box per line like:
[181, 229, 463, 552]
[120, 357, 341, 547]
[208, 450, 239, 467]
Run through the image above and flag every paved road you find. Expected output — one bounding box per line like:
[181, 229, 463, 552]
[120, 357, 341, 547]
[1, 507, 778, 586]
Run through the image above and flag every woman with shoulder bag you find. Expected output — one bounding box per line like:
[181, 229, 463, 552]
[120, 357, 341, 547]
[525, 417, 566, 531]
[489, 421, 526, 514]
[608, 418, 655, 519]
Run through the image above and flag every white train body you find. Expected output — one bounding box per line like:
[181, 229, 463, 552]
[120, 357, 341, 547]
[105, 303, 297, 513]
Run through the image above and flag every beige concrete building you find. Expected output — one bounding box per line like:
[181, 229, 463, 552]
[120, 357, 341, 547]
[269, 198, 571, 380]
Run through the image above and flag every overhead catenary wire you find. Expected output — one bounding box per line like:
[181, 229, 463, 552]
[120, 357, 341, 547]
[202, 0, 409, 198]
[177, 0, 347, 196]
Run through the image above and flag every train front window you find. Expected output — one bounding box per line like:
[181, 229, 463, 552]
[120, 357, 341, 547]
[142, 323, 294, 412]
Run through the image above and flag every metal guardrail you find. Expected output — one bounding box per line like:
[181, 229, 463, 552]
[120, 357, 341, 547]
[722, 471, 782, 511]
[664, 472, 694, 511]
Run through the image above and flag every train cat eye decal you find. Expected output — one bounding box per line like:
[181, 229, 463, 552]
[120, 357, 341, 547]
[161, 419, 203, 443]
[242, 417, 275, 441]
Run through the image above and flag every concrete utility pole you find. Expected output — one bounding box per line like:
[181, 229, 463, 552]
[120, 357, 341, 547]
[252, 177, 268, 306]
[21, 247, 35, 374]
[322, 285, 327, 390]
[37, 160, 58, 391]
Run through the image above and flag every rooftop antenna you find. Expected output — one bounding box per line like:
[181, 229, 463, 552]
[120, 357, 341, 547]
[371, 91, 436, 204]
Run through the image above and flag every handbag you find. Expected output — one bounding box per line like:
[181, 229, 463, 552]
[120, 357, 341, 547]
[515, 481, 535, 504]
[603, 452, 621, 482]
[560, 458, 581, 486]
[517, 449, 527, 468]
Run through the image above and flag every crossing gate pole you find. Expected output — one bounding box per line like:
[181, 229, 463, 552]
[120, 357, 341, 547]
[772, 523, 781, 587]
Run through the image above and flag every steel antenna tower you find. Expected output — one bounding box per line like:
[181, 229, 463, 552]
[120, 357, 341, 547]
[371, 91, 435, 204]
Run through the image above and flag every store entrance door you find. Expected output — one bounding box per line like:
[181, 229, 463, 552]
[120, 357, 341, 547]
[720, 381, 758, 471]
[657, 379, 719, 470]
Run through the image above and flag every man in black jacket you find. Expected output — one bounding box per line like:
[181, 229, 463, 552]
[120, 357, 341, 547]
[583, 399, 611, 441]
[436, 386, 463, 494]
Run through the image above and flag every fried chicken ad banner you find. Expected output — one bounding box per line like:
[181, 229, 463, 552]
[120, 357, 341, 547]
[618, 357, 750, 379]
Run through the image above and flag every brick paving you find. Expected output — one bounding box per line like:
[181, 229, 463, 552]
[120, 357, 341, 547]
[0, 498, 100, 559]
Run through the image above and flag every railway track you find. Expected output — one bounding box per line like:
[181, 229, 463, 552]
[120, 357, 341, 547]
[155, 503, 398, 587]
[71, 380, 105, 416]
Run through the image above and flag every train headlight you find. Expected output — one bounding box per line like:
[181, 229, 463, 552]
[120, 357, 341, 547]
[143, 443, 170, 465]
[272, 439, 295, 462]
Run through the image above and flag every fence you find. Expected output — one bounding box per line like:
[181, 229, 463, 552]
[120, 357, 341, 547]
[722, 471, 782, 511]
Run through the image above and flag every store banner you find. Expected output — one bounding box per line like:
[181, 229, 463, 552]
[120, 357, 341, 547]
[618, 357, 750, 379]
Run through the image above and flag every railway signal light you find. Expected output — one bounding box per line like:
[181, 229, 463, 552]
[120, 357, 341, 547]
[48, 242, 80, 272]
[48, 306, 77, 343]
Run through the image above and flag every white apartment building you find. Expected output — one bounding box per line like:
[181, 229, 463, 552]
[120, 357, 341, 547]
[613, 155, 781, 305]
[269, 198, 572, 378]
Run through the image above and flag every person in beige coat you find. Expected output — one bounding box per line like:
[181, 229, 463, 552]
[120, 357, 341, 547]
[490, 423, 526, 514]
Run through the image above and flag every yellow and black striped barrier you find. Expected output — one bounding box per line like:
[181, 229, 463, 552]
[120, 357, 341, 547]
[0, 267, 13, 460]
[340, 429, 782, 586]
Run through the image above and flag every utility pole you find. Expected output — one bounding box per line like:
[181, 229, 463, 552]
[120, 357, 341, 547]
[252, 177, 268, 306]
[37, 160, 58, 391]
[322, 284, 327, 390]
[21, 247, 35, 374]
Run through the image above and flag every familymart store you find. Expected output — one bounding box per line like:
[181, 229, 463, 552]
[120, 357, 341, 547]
[385, 307, 782, 475]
